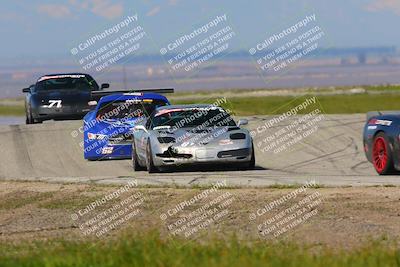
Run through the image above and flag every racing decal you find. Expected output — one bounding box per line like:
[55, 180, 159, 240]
[376, 119, 392, 126]
[368, 119, 392, 126]
[87, 133, 107, 140]
[126, 99, 142, 104]
[101, 147, 114, 154]
[155, 108, 184, 117]
[181, 142, 195, 147]
[43, 100, 62, 108]
[155, 107, 224, 117]
[123, 93, 143, 96]
[87, 133, 97, 140]
[38, 74, 86, 82]
[219, 139, 234, 145]
[367, 125, 377, 130]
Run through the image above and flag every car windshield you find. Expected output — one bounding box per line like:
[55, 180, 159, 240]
[151, 108, 236, 129]
[35, 74, 99, 91]
[97, 99, 168, 120]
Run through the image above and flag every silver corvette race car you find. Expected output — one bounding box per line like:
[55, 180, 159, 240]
[131, 104, 255, 173]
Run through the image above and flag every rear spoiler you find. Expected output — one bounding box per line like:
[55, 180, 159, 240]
[366, 111, 400, 121]
[91, 88, 174, 98]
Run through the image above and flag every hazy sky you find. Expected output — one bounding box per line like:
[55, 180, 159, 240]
[1, 0, 399, 59]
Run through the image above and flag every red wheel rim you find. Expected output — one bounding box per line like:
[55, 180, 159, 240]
[372, 137, 387, 173]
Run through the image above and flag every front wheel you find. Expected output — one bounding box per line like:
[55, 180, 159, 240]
[132, 141, 145, 171]
[146, 141, 158, 173]
[248, 142, 256, 169]
[26, 110, 34, 124]
[372, 132, 394, 175]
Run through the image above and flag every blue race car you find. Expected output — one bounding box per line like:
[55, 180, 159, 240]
[83, 89, 172, 160]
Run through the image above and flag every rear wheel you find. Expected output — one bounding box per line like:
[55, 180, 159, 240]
[132, 141, 145, 171]
[146, 141, 158, 173]
[372, 132, 394, 175]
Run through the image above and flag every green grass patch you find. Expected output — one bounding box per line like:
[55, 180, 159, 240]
[1, 93, 399, 116]
[3, 86, 400, 116]
[0, 191, 54, 210]
[170, 84, 400, 98]
[38, 194, 101, 210]
[314, 94, 400, 114]
[173, 94, 400, 115]
[0, 233, 398, 267]
[0, 105, 24, 116]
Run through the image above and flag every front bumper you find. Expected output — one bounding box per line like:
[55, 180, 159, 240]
[152, 144, 252, 167]
[32, 106, 91, 121]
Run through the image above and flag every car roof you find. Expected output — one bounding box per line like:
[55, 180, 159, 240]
[99, 93, 169, 103]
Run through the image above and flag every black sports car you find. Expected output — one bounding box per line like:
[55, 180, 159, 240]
[22, 73, 109, 124]
[363, 111, 400, 175]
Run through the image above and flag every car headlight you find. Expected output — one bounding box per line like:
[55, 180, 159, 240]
[157, 137, 176, 143]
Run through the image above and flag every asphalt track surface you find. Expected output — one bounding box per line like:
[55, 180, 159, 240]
[1, 115, 399, 187]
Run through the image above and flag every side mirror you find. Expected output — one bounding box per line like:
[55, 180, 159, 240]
[22, 88, 30, 93]
[237, 119, 248, 127]
[100, 83, 110, 90]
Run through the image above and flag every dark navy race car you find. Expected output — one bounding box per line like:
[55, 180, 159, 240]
[363, 111, 400, 175]
[83, 89, 173, 160]
[22, 73, 109, 124]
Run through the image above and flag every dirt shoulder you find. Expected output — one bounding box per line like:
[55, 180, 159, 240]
[0, 181, 399, 249]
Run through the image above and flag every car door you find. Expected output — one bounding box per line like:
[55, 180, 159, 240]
[134, 118, 150, 161]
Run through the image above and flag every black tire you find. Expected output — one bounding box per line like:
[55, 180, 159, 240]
[372, 132, 394, 175]
[132, 141, 145, 171]
[238, 143, 256, 170]
[248, 142, 256, 169]
[26, 110, 34, 124]
[146, 141, 158, 173]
